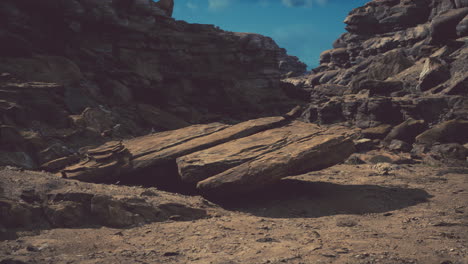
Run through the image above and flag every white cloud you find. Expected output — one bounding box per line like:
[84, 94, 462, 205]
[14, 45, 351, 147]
[208, 0, 232, 10]
[281, 0, 314, 7]
[203, 0, 329, 11]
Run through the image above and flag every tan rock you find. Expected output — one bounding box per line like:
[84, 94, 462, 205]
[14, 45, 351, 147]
[362, 124, 392, 139]
[197, 135, 355, 197]
[61, 141, 132, 182]
[416, 119, 468, 145]
[383, 119, 427, 145]
[130, 116, 286, 169]
[59, 116, 287, 182]
[177, 121, 322, 184]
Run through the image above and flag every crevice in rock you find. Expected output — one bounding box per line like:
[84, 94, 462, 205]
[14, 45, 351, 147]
[117, 160, 199, 195]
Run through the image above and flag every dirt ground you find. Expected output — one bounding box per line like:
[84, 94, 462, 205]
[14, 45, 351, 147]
[1, 163, 467, 264]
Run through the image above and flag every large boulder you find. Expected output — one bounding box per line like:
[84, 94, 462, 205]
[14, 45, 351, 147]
[61, 122, 229, 182]
[128, 116, 288, 170]
[456, 15, 468, 36]
[367, 50, 414, 81]
[361, 124, 393, 139]
[417, 57, 450, 91]
[430, 7, 468, 44]
[154, 0, 174, 16]
[344, 0, 430, 34]
[358, 80, 404, 96]
[59, 116, 289, 182]
[197, 135, 355, 198]
[383, 119, 427, 145]
[56, 114, 359, 197]
[177, 121, 323, 184]
[415, 119, 468, 145]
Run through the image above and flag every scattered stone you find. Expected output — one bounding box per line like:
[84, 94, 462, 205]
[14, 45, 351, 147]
[372, 163, 396, 175]
[354, 138, 376, 152]
[416, 120, 468, 146]
[362, 124, 393, 139]
[384, 119, 427, 145]
[345, 154, 366, 165]
[163, 251, 180, 257]
[256, 237, 279, 243]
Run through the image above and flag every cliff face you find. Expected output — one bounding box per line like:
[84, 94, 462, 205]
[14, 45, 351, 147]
[284, 0, 468, 128]
[0, 0, 305, 168]
[0, 0, 302, 123]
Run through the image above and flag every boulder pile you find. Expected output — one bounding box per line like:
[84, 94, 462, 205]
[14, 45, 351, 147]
[283, 0, 468, 166]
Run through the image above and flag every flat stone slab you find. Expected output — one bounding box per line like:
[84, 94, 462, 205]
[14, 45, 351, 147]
[58, 114, 356, 197]
[60, 116, 287, 182]
[177, 121, 322, 184]
[196, 134, 355, 197]
[130, 116, 286, 169]
[125, 122, 229, 160]
[61, 123, 228, 181]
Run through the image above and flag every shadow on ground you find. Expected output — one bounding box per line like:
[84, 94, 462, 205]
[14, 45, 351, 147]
[217, 179, 432, 218]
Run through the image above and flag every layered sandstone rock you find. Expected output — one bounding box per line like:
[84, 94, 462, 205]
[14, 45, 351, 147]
[52, 115, 355, 197]
[197, 134, 355, 198]
[0, 0, 304, 170]
[283, 0, 468, 164]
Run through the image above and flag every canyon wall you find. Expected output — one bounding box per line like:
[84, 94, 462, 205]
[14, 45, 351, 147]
[0, 0, 304, 169]
[283, 0, 467, 128]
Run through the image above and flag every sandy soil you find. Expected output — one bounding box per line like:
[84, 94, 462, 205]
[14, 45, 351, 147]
[1, 163, 467, 264]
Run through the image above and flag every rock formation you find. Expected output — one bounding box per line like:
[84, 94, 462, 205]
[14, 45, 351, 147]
[0, 0, 304, 170]
[283, 0, 468, 165]
[49, 114, 355, 197]
[1, 0, 466, 192]
[0, 168, 210, 229]
[1, 1, 467, 262]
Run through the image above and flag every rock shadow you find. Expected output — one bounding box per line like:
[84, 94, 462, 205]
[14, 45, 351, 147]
[216, 179, 432, 218]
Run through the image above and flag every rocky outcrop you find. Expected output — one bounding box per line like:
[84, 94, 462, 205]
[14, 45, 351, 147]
[0, 0, 305, 171]
[177, 121, 324, 184]
[415, 119, 468, 145]
[283, 0, 468, 165]
[0, 168, 211, 230]
[278, 48, 307, 78]
[197, 134, 355, 198]
[48, 114, 356, 197]
[0, 0, 300, 122]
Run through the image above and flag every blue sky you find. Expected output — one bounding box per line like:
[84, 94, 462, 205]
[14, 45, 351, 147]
[172, 0, 369, 69]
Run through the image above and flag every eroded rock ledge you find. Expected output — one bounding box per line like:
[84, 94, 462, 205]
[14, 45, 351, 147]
[0, 168, 213, 232]
[282, 0, 468, 165]
[46, 113, 356, 198]
[0, 0, 307, 171]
